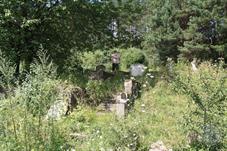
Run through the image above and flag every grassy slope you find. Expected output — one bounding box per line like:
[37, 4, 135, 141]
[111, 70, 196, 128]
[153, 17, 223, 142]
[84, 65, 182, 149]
[58, 80, 189, 150]
[127, 81, 189, 149]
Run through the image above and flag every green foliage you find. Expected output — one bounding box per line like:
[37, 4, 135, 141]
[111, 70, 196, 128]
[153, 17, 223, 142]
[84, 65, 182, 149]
[0, 0, 73, 74]
[0, 52, 65, 150]
[19, 51, 58, 116]
[0, 0, 144, 75]
[1, 0, 226, 150]
[78, 47, 146, 72]
[143, 0, 182, 65]
[0, 51, 16, 88]
[178, 0, 227, 60]
[143, 0, 227, 66]
[53, 81, 188, 150]
[0, 98, 65, 150]
[120, 47, 147, 70]
[79, 50, 108, 70]
[173, 61, 227, 150]
[85, 75, 123, 105]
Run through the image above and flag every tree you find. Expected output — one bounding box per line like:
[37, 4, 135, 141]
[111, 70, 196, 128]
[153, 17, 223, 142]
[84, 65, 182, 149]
[178, 0, 227, 60]
[0, 0, 145, 76]
[109, 0, 145, 48]
[0, 0, 70, 75]
[143, 0, 227, 66]
[143, 0, 183, 66]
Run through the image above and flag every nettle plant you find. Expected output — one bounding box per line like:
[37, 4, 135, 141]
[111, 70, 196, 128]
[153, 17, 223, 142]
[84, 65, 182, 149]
[0, 51, 64, 150]
[173, 61, 226, 150]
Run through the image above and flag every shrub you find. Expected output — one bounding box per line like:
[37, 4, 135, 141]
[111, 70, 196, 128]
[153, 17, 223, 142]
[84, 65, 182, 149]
[79, 50, 108, 70]
[77, 48, 147, 72]
[85, 75, 123, 105]
[173, 61, 227, 150]
[0, 51, 16, 89]
[0, 51, 66, 150]
[120, 47, 147, 70]
[19, 51, 59, 116]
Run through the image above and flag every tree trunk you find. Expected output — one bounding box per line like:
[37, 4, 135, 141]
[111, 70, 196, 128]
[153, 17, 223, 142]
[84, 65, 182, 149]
[15, 54, 20, 78]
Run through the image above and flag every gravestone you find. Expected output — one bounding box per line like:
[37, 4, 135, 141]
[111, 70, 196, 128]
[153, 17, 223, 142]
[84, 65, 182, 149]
[65, 87, 85, 115]
[191, 58, 198, 71]
[46, 100, 68, 120]
[115, 92, 128, 118]
[46, 85, 84, 120]
[96, 65, 105, 80]
[116, 103, 126, 118]
[130, 64, 145, 77]
[96, 65, 106, 71]
[124, 79, 133, 95]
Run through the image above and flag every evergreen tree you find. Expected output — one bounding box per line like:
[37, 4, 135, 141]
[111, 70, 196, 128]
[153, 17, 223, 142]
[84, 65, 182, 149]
[143, 0, 227, 66]
[143, 0, 183, 65]
[178, 0, 227, 60]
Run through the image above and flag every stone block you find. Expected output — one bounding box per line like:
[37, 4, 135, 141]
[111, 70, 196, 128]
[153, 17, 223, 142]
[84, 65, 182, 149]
[124, 79, 133, 95]
[116, 103, 126, 118]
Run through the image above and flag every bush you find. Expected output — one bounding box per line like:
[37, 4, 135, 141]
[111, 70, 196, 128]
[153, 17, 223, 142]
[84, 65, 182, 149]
[85, 75, 123, 105]
[120, 48, 147, 70]
[0, 51, 16, 89]
[173, 61, 227, 150]
[79, 50, 108, 70]
[67, 48, 147, 72]
[20, 51, 59, 116]
[0, 51, 66, 150]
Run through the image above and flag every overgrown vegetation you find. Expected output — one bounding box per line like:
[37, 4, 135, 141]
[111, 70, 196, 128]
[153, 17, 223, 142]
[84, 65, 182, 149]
[173, 61, 227, 150]
[0, 0, 226, 150]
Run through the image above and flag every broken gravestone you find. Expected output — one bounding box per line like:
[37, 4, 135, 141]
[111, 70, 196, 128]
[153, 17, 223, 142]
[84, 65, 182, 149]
[97, 79, 141, 118]
[46, 85, 85, 120]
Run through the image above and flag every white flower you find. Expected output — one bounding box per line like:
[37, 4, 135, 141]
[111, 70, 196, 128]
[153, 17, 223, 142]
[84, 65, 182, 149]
[149, 75, 154, 78]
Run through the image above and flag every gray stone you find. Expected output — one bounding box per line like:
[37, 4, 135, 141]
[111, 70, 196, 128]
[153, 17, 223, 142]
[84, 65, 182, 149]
[97, 103, 116, 112]
[69, 133, 87, 140]
[191, 58, 198, 71]
[46, 100, 68, 120]
[116, 102, 126, 118]
[46, 85, 84, 120]
[116, 93, 128, 103]
[130, 64, 146, 77]
[124, 79, 133, 95]
[149, 141, 171, 151]
[108, 103, 116, 112]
